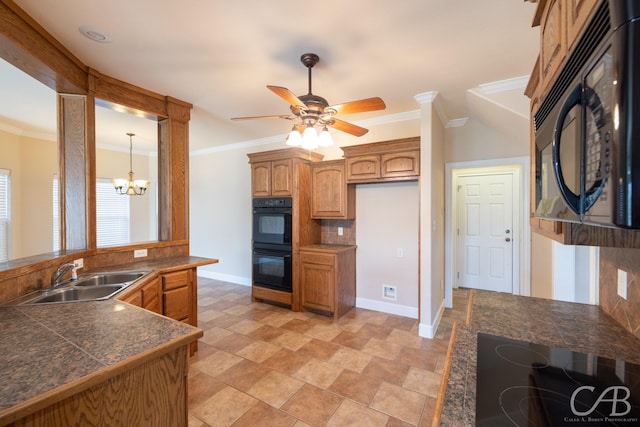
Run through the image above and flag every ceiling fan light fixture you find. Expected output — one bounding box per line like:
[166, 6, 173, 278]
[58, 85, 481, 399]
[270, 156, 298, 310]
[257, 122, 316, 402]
[318, 126, 334, 147]
[286, 126, 302, 146]
[301, 126, 319, 150]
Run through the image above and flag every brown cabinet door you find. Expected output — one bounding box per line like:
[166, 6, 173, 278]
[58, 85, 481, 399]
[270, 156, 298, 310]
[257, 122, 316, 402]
[311, 162, 354, 218]
[566, 0, 599, 49]
[381, 151, 420, 179]
[163, 286, 190, 321]
[346, 155, 380, 181]
[300, 260, 335, 313]
[142, 276, 162, 314]
[540, 0, 566, 91]
[251, 161, 271, 197]
[271, 159, 293, 196]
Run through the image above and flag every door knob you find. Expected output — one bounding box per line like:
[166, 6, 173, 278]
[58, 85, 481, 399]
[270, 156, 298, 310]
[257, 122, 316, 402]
[505, 229, 511, 234]
[505, 237, 511, 242]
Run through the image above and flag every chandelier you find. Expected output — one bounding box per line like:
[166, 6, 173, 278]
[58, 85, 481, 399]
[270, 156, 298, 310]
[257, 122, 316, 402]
[112, 133, 149, 196]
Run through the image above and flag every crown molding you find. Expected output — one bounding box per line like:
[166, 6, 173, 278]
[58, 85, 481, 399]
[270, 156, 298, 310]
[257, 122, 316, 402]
[478, 75, 529, 94]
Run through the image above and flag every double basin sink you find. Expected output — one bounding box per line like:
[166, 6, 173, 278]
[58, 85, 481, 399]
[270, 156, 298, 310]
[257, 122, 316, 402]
[4, 271, 150, 306]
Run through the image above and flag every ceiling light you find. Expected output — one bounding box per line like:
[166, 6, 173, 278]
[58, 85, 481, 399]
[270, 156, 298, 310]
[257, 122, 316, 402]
[79, 26, 112, 43]
[286, 126, 302, 146]
[112, 133, 149, 196]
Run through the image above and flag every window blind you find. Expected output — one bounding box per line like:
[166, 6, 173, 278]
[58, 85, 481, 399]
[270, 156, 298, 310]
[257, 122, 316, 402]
[0, 169, 10, 262]
[52, 175, 60, 251]
[96, 179, 130, 246]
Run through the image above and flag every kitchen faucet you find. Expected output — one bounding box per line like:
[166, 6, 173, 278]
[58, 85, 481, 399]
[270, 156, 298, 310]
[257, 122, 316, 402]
[51, 263, 77, 288]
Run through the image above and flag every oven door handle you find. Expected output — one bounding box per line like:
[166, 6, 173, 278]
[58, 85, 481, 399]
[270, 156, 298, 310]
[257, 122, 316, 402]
[553, 83, 583, 215]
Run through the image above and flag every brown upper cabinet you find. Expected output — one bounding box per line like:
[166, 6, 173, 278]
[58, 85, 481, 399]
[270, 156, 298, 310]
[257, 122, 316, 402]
[311, 160, 355, 219]
[534, 0, 599, 93]
[250, 158, 294, 197]
[341, 137, 420, 183]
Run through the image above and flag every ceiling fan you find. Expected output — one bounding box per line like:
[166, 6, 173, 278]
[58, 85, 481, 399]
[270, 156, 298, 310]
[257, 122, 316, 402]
[231, 53, 386, 145]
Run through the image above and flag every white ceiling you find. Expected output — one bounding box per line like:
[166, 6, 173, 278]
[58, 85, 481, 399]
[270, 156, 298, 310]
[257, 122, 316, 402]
[2, 0, 539, 151]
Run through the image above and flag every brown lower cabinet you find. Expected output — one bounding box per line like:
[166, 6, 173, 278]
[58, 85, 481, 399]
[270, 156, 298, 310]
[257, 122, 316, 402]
[119, 275, 162, 314]
[299, 245, 356, 320]
[119, 268, 198, 355]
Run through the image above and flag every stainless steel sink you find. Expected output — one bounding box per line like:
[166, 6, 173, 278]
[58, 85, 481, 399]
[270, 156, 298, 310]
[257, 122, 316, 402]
[28, 284, 126, 303]
[73, 271, 148, 287]
[1, 270, 151, 306]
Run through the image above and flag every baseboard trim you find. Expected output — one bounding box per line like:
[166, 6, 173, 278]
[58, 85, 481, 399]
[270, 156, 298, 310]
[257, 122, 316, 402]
[355, 297, 418, 319]
[418, 299, 445, 338]
[197, 270, 251, 286]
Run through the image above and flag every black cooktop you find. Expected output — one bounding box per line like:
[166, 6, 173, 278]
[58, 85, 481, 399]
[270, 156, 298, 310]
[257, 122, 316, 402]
[476, 333, 640, 426]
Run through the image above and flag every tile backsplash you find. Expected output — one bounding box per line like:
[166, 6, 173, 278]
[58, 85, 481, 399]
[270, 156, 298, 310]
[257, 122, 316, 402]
[599, 247, 640, 339]
[320, 219, 356, 245]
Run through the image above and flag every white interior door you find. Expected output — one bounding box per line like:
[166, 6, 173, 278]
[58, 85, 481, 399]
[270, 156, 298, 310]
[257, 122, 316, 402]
[457, 173, 514, 293]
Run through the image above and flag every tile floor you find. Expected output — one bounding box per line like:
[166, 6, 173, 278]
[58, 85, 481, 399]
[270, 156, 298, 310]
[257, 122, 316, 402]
[188, 278, 470, 427]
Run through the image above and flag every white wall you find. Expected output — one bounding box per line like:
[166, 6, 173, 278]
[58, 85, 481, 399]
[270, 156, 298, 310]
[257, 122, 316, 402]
[355, 182, 419, 318]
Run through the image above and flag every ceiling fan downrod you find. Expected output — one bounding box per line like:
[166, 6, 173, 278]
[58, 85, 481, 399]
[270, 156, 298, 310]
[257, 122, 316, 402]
[300, 53, 319, 95]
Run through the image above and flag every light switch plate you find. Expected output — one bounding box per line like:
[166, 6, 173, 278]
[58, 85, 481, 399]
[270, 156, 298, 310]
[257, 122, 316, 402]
[618, 269, 628, 300]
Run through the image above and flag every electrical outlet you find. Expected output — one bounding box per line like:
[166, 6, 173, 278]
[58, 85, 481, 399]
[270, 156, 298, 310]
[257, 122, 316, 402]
[618, 269, 628, 299]
[134, 249, 148, 258]
[338, 227, 344, 236]
[382, 284, 397, 300]
[73, 258, 84, 269]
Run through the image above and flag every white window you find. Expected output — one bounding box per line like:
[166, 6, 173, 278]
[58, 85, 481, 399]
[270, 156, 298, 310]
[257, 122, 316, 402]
[0, 169, 10, 262]
[96, 178, 130, 246]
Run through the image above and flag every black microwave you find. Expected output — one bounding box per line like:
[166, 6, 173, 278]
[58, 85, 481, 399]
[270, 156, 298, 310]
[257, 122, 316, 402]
[534, 0, 640, 228]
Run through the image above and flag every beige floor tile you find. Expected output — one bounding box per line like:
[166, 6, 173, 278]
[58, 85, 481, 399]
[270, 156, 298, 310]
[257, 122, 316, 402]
[210, 332, 255, 353]
[223, 303, 254, 316]
[271, 330, 312, 351]
[215, 359, 270, 392]
[261, 348, 312, 375]
[227, 318, 264, 335]
[191, 349, 243, 378]
[387, 328, 424, 349]
[403, 366, 442, 397]
[304, 324, 343, 341]
[200, 326, 234, 346]
[327, 347, 373, 373]
[281, 384, 344, 426]
[294, 358, 343, 389]
[327, 369, 382, 405]
[370, 382, 426, 425]
[362, 356, 410, 386]
[247, 370, 305, 408]
[198, 307, 224, 321]
[262, 312, 296, 327]
[361, 337, 403, 360]
[326, 399, 389, 426]
[236, 340, 281, 363]
[296, 338, 341, 361]
[232, 401, 297, 427]
[189, 386, 257, 427]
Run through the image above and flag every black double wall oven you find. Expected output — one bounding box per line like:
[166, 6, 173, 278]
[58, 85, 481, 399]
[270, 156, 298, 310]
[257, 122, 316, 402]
[252, 197, 293, 293]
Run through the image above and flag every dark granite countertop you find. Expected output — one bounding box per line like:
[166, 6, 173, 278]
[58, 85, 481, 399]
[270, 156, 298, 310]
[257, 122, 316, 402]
[0, 299, 202, 422]
[438, 290, 640, 426]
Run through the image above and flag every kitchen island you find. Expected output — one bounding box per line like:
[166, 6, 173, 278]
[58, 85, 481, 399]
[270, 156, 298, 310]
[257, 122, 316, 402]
[0, 298, 202, 426]
[437, 290, 640, 426]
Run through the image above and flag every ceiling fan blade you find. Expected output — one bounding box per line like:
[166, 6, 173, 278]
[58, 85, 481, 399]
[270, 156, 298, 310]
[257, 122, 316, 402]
[327, 97, 386, 115]
[328, 118, 369, 137]
[267, 85, 306, 109]
[231, 114, 295, 121]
